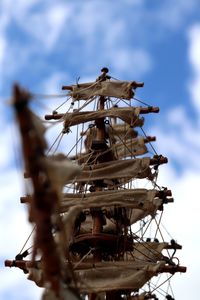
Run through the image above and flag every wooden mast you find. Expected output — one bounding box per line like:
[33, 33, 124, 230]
[89, 69, 108, 300]
[11, 84, 78, 299]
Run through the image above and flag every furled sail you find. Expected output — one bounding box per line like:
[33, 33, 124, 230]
[112, 136, 148, 158]
[73, 261, 165, 293]
[67, 80, 139, 100]
[107, 123, 138, 139]
[63, 106, 143, 129]
[27, 261, 165, 293]
[72, 136, 148, 164]
[72, 157, 152, 183]
[60, 189, 159, 211]
[133, 242, 168, 262]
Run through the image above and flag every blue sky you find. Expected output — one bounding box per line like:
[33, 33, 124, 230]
[1, 1, 200, 299]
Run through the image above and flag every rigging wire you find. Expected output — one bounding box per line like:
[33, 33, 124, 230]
[51, 96, 72, 112]
[154, 210, 163, 240]
[154, 216, 171, 258]
[47, 131, 63, 155]
[29, 93, 71, 113]
[66, 129, 88, 157]
[151, 274, 174, 294]
[31, 93, 68, 99]
[52, 132, 64, 154]
[19, 225, 36, 254]
[110, 75, 120, 81]
[73, 248, 93, 269]
[76, 100, 80, 157]
[140, 126, 158, 156]
[147, 280, 170, 298]
[131, 226, 168, 263]
[107, 115, 140, 159]
[133, 96, 152, 107]
[167, 279, 175, 299]
[160, 222, 174, 240]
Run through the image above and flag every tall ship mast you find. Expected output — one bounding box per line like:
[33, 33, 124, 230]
[5, 68, 186, 300]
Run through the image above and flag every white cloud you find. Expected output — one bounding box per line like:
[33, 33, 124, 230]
[0, 269, 42, 300]
[19, 4, 71, 51]
[150, 23, 200, 173]
[2, 0, 199, 90]
[150, 107, 200, 171]
[0, 113, 21, 170]
[0, 34, 7, 77]
[141, 22, 200, 300]
[0, 167, 43, 300]
[187, 23, 200, 116]
[155, 165, 200, 300]
[155, 0, 198, 30]
[109, 48, 153, 78]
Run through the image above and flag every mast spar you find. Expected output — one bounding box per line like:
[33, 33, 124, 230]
[5, 69, 186, 300]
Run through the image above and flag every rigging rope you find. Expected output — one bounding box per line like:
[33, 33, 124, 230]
[140, 126, 158, 156]
[154, 216, 171, 258]
[31, 93, 68, 99]
[47, 131, 63, 155]
[147, 280, 169, 298]
[133, 96, 152, 107]
[151, 274, 174, 294]
[19, 225, 36, 254]
[52, 96, 72, 112]
[52, 132, 64, 154]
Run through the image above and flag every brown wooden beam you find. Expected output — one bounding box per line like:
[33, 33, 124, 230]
[144, 136, 156, 143]
[5, 259, 39, 269]
[44, 107, 160, 121]
[160, 265, 186, 274]
[150, 156, 168, 165]
[140, 107, 159, 114]
[62, 85, 73, 91]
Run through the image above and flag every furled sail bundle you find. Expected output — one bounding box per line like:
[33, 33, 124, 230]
[5, 69, 186, 300]
[63, 107, 143, 129]
[63, 80, 143, 100]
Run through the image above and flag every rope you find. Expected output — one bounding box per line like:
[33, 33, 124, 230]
[73, 248, 93, 269]
[66, 128, 89, 157]
[31, 93, 68, 99]
[140, 126, 158, 156]
[52, 132, 64, 154]
[160, 222, 174, 240]
[167, 280, 175, 299]
[154, 215, 171, 258]
[154, 210, 163, 240]
[132, 233, 166, 263]
[151, 274, 174, 294]
[47, 131, 63, 155]
[110, 75, 120, 81]
[75, 101, 80, 157]
[107, 109, 142, 159]
[133, 96, 152, 107]
[147, 280, 168, 298]
[19, 225, 36, 254]
[52, 96, 72, 112]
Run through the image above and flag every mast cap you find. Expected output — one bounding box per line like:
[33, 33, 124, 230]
[101, 67, 109, 73]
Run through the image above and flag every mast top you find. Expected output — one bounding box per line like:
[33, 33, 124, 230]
[97, 67, 111, 81]
[101, 67, 109, 73]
